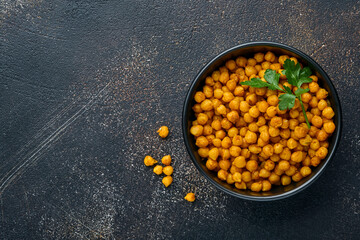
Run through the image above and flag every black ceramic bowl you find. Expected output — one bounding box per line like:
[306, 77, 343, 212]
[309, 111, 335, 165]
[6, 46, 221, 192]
[182, 42, 342, 201]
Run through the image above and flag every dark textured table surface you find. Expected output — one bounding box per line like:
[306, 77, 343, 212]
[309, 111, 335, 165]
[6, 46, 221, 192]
[1, 1, 360, 239]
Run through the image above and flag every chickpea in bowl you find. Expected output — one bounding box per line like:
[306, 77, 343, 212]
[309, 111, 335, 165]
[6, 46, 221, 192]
[182, 42, 341, 201]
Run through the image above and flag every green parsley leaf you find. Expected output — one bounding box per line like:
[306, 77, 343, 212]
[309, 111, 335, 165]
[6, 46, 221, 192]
[283, 85, 293, 95]
[264, 70, 283, 91]
[294, 88, 310, 97]
[241, 78, 270, 88]
[283, 59, 313, 88]
[278, 93, 296, 110]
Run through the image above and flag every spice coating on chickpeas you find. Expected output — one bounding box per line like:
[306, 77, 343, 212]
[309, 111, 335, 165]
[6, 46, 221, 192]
[190, 52, 336, 192]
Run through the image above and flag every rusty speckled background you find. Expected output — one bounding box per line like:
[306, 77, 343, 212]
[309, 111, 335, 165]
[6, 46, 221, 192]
[1, 0, 359, 239]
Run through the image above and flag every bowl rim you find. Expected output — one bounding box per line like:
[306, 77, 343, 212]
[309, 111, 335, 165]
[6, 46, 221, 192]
[182, 41, 342, 201]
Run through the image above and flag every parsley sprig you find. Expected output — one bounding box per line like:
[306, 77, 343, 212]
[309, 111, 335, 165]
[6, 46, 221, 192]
[241, 59, 313, 128]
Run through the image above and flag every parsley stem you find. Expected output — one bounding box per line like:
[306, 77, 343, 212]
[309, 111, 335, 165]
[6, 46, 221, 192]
[298, 96, 311, 129]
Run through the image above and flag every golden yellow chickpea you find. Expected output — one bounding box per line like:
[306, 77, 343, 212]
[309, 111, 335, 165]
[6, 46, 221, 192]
[254, 52, 265, 62]
[292, 172, 303, 182]
[226, 59, 237, 71]
[249, 144, 262, 154]
[323, 121, 336, 134]
[316, 88, 328, 99]
[153, 165, 163, 175]
[278, 160, 290, 171]
[206, 159, 218, 170]
[259, 168, 271, 178]
[235, 182, 247, 189]
[293, 126, 307, 139]
[157, 126, 169, 138]
[217, 169, 228, 181]
[246, 160, 258, 172]
[219, 71, 229, 84]
[266, 106, 277, 117]
[256, 116, 267, 126]
[269, 126, 280, 137]
[214, 88, 224, 99]
[285, 165, 297, 176]
[299, 135, 312, 147]
[219, 160, 231, 171]
[232, 135, 243, 146]
[263, 144, 274, 157]
[184, 193, 196, 202]
[322, 107, 335, 119]
[200, 99, 213, 111]
[163, 166, 174, 176]
[267, 95, 279, 106]
[245, 130, 258, 144]
[203, 125, 213, 136]
[316, 130, 328, 141]
[316, 147, 328, 159]
[233, 156, 246, 168]
[248, 106, 260, 118]
[234, 86, 245, 96]
[311, 156, 321, 167]
[226, 174, 235, 184]
[236, 56, 247, 67]
[246, 93, 258, 105]
[229, 99, 240, 111]
[300, 166, 312, 177]
[227, 111, 240, 124]
[265, 51, 276, 62]
[205, 76, 215, 86]
[198, 148, 209, 158]
[269, 173, 280, 184]
[196, 136, 209, 148]
[241, 171, 252, 182]
[197, 113, 208, 125]
[251, 182, 262, 192]
[212, 70, 220, 81]
[221, 118, 232, 130]
[270, 116, 283, 128]
[311, 115, 323, 128]
[317, 99, 327, 111]
[162, 176, 173, 187]
[310, 139, 320, 150]
[222, 92, 235, 103]
[232, 172, 242, 182]
[194, 91, 205, 103]
[291, 151, 303, 163]
[281, 175, 291, 186]
[245, 66, 257, 77]
[262, 180, 272, 191]
[309, 82, 319, 93]
[229, 146, 241, 157]
[161, 155, 172, 166]
[144, 156, 157, 166]
[287, 138, 298, 149]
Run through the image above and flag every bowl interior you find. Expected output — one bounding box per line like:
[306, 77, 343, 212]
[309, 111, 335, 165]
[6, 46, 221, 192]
[183, 42, 341, 201]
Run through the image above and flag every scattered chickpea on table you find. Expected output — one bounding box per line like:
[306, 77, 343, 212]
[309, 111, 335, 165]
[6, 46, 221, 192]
[190, 51, 336, 192]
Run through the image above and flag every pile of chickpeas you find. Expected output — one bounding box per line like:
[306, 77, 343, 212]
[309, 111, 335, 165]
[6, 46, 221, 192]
[190, 51, 336, 192]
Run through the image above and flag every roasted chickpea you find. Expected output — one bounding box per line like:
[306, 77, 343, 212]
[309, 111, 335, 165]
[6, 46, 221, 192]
[311, 115, 323, 128]
[229, 146, 241, 157]
[153, 165, 163, 175]
[251, 182, 262, 192]
[323, 121, 336, 134]
[262, 144, 274, 157]
[184, 193, 196, 202]
[280, 148, 291, 160]
[292, 172, 303, 182]
[245, 130, 258, 144]
[246, 93, 258, 105]
[309, 82, 319, 93]
[270, 116, 283, 128]
[311, 156, 321, 167]
[322, 107, 335, 119]
[157, 126, 169, 138]
[267, 95, 279, 106]
[196, 136, 209, 148]
[269, 173, 280, 184]
[144, 156, 157, 166]
[163, 166, 174, 176]
[200, 99, 213, 111]
[162, 176, 173, 187]
[281, 175, 291, 186]
[206, 159, 218, 170]
[316, 130, 328, 141]
[197, 113, 208, 125]
[217, 169, 228, 181]
[316, 147, 328, 159]
[246, 160, 258, 172]
[316, 88, 328, 99]
[278, 160, 290, 171]
[300, 166, 312, 177]
[265, 51, 276, 62]
[249, 106, 260, 118]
